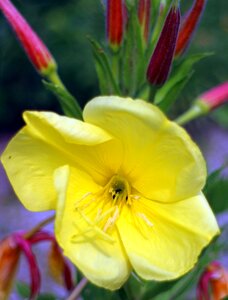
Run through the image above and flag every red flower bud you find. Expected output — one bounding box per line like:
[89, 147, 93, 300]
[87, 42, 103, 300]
[138, 0, 151, 42]
[196, 82, 228, 111]
[0, 236, 20, 300]
[14, 234, 41, 300]
[147, 0, 180, 85]
[0, 0, 56, 75]
[197, 261, 228, 300]
[106, 0, 124, 50]
[175, 0, 207, 57]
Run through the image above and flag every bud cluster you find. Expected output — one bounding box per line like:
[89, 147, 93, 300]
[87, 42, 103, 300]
[0, 230, 73, 299]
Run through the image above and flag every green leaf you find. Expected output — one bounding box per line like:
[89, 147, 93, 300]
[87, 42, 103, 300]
[88, 37, 120, 95]
[43, 81, 82, 119]
[204, 167, 228, 213]
[155, 53, 213, 112]
[204, 167, 224, 193]
[212, 106, 228, 129]
[16, 282, 30, 298]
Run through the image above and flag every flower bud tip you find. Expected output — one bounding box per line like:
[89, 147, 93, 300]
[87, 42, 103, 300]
[147, 1, 180, 85]
[106, 0, 125, 50]
[0, 0, 56, 76]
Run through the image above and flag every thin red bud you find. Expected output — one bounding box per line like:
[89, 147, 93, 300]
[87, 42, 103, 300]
[28, 231, 55, 244]
[175, 0, 207, 56]
[14, 234, 41, 300]
[61, 248, 74, 291]
[0, 0, 56, 75]
[0, 236, 20, 299]
[29, 231, 74, 291]
[147, 1, 180, 85]
[107, 0, 124, 49]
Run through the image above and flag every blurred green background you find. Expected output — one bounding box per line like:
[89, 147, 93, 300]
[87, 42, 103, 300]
[0, 0, 227, 131]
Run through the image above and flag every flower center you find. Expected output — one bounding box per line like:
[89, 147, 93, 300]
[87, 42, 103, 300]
[73, 175, 139, 241]
[107, 175, 131, 204]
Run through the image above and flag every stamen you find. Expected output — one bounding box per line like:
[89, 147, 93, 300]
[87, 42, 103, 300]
[103, 207, 120, 232]
[71, 209, 115, 243]
[72, 174, 143, 241]
[137, 212, 154, 227]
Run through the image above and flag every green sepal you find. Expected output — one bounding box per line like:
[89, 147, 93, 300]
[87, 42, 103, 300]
[122, 8, 145, 96]
[154, 52, 213, 112]
[88, 37, 120, 95]
[43, 80, 83, 120]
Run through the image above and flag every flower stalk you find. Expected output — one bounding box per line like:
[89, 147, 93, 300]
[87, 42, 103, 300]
[66, 277, 88, 300]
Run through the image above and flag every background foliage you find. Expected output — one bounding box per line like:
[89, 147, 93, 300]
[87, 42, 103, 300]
[0, 0, 227, 131]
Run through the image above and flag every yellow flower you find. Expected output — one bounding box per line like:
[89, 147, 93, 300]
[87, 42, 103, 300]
[1, 96, 219, 290]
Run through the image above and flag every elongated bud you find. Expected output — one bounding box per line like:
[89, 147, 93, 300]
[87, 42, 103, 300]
[29, 231, 73, 292]
[14, 234, 41, 300]
[197, 261, 228, 300]
[147, 0, 180, 86]
[0, 0, 56, 76]
[106, 0, 124, 50]
[0, 236, 20, 300]
[138, 0, 151, 42]
[175, 0, 207, 57]
[195, 82, 228, 112]
[48, 242, 73, 291]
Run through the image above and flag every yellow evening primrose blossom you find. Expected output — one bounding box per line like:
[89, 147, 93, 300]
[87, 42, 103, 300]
[1, 96, 219, 290]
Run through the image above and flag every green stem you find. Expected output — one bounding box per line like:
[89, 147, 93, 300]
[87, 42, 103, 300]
[112, 51, 120, 85]
[47, 71, 83, 120]
[175, 101, 210, 125]
[148, 85, 158, 102]
[117, 286, 130, 300]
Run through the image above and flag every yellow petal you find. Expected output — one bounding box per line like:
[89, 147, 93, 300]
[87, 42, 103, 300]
[117, 193, 219, 281]
[84, 96, 206, 202]
[54, 165, 131, 290]
[1, 111, 122, 211]
[23, 111, 123, 185]
[1, 128, 65, 211]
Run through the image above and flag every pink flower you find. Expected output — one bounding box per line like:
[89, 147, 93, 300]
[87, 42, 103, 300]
[0, 0, 56, 75]
[197, 82, 228, 110]
[197, 261, 228, 300]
